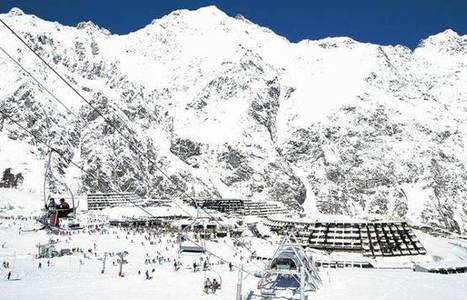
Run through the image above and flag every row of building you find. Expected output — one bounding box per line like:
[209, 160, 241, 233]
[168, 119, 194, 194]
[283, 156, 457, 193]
[87, 194, 288, 217]
[264, 217, 427, 257]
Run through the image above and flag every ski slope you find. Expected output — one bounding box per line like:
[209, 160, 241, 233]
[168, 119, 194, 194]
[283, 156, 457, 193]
[1, 191, 466, 300]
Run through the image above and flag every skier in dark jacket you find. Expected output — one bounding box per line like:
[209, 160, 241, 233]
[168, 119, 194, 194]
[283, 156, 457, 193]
[212, 278, 219, 293]
[57, 198, 73, 218]
[46, 198, 57, 210]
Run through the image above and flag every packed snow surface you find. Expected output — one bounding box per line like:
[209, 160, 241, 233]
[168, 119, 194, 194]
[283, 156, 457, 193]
[1, 191, 467, 299]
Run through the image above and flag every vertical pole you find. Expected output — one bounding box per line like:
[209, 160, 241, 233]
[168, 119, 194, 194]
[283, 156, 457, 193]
[300, 266, 306, 300]
[236, 264, 243, 300]
[117, 252, 125, 277]
[101, 252, 107, 274]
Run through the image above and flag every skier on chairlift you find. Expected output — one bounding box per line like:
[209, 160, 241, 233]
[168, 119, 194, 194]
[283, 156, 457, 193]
[57, 198, 72, 218]
[39, 198, 58, 227]
[46, 198, 57, 211]
[204, 277, 211, 294]
[211, 278, 219, 294]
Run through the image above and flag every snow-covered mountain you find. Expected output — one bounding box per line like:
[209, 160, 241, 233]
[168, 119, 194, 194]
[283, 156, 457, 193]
[0, 6, 466, 232]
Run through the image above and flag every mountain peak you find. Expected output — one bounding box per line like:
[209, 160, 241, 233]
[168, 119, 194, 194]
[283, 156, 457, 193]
[418, 29, 465, 49]
[165, 5, 227, 19]
[76, 21, 111, 35]
[8, 7, 24, 16]
[194, 5, 225, 15]
[429, 29, 460, 41]
[147, 5, 228, 29]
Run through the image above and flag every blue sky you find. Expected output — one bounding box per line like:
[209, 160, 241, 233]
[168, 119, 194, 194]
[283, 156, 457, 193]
[0, 0, 465, 48]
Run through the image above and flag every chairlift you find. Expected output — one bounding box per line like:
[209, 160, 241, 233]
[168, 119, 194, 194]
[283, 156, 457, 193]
[177, 213, 209, 255]
[179, 239, 206, 255]
[40, 150, 79, 229]
[203, 260, 222, 292]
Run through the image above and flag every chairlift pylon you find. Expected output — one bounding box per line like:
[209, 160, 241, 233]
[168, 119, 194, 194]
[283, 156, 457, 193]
[256, 234, 322, 299]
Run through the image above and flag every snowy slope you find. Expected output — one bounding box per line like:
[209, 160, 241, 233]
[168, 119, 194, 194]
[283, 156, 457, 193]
[0, 215, 466, 300]
[0, 6, 466, 232]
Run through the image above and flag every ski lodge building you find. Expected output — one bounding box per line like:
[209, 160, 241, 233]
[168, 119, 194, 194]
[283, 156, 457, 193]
[87, 193, 144, 210]
[265, 216, 427, 257]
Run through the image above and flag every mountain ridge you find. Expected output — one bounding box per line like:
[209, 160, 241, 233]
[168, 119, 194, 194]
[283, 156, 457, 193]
[0, 6, 466, 233]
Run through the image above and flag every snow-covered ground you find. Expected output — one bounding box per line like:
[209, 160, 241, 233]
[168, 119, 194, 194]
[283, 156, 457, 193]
[0, 191, 466, 299]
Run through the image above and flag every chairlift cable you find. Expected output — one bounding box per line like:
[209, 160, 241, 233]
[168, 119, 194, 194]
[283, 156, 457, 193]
[0, 18, 266, 268]
[0, 45, 79, 119]
[0, 108, 257, 276]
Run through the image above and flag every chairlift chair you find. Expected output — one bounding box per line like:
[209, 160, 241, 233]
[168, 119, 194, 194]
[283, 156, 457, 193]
[40, 150, 79, 229]
[203, 264, 222, 292]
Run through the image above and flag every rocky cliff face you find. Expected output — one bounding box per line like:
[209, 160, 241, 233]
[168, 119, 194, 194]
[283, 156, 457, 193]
[0, 6, 466, 232]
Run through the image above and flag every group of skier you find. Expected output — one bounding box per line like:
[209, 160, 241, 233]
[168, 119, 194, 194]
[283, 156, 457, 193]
[193, 260, 211, 272]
